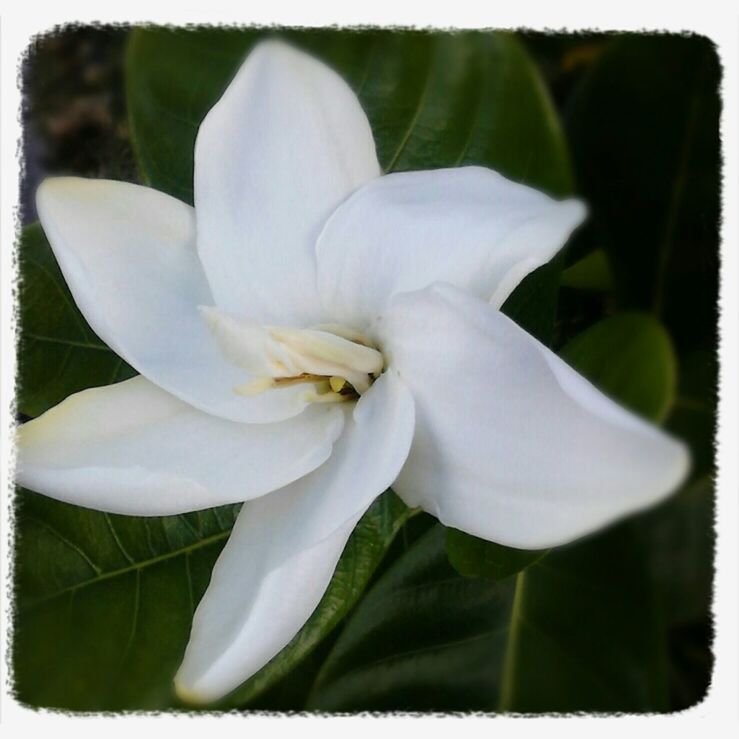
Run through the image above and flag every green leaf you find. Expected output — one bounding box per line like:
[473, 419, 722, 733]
[126, 28, 573, 201]
[445, 529, 546, 581]
[642, 479, 713, 709]
[636, 475, 713, 628]
[308, 522, 668, 712]
[13, 489, 409, 710]
[496, 522, 669, 712]
[560, 312, 677, 423]
[565, 38, 717, 707]
[565, 35, 720, 355]
[307, 525, 514, 711]
[16, 223, 135, 418]
[633, 349, 715, 707]
[13, 490, 237, 710]
[666, 348, 716, 479]
[560, 248, 614, 292]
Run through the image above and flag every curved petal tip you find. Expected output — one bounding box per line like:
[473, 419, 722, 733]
[174, 677, 211, 707]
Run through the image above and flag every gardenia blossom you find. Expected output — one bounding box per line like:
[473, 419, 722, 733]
[17, 40, 689, 704]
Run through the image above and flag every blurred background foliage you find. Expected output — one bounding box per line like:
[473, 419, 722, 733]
[15, 26, 718, 713]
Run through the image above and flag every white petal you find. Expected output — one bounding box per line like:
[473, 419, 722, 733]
[36, 177, 314, 423]
[317, 167, 585, 329]
[174, 370, 415, 703]
[16, 376, 344, 516]
[376, 284, 689, 550]
[195, 39, 380, 326]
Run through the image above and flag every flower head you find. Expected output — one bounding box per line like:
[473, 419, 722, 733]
[17, 39, 689, 704]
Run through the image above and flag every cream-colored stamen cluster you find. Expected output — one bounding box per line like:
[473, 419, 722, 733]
[201, 307, 383, 403]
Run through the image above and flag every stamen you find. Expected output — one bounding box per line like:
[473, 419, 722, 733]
[329, 376, 347, 393]
[304, 389, 353, 404]
[273, 373, 327, 387]
[233, 377, 276, 396]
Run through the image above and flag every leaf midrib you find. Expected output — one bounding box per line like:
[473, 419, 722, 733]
[24, 333, 111, 351]
[497, 569, 525, 711]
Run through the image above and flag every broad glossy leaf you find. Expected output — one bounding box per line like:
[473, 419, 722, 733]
[309, 520, 668, 713]
[560, 248, 614, 291]
[634, 348, 715, 707]
[636, 475, 713, 628]
[560, 311, 677, 423]
[13, 489, 409, 710]
[126, 28, 574, 199]
[566, 35, 720, 355]
[666, 348, 716, 480]
[565, 37, 716, 706]
[14, 490, 237, 710]
[16, 223, 135, 418]
[496, 523, 669, 712]
[445, 529, 546, 581]
[645, 475, 713, 709]
[308, 525, 514, 711]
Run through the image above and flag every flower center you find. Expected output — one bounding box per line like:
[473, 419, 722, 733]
[200, 307, 384, 404]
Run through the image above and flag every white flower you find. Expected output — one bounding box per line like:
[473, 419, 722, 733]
[16, 40, 689, 704]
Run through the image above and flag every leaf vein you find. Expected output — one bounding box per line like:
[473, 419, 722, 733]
[104, 512, 135, 565]
[24, 333, 111, 351]
[385, 40, 437, 172]
[118, 569, 141, 670]
[22, 529, 231, 610]
[24, 515, 102, 575]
